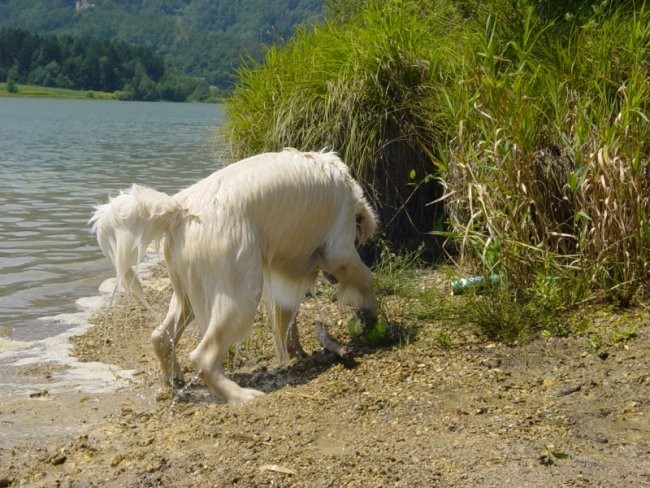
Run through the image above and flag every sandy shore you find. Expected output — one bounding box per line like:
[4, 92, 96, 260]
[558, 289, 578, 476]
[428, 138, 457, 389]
[1, 262, 649, 487]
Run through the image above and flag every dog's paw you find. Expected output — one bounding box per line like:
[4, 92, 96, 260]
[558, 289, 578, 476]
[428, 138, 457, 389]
[227, 387, 266, 405]
[161, 373, 185, 389]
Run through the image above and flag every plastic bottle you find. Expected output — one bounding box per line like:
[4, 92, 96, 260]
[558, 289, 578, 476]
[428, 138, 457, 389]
[450, 274, 500, 295]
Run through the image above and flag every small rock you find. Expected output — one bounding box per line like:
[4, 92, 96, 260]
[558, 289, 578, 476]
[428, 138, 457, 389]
[597, 351, 609, 360]
[50, 453, 66, 466]
[139, 436, 155, 447]
[541, 378, 555, 388]
[558, 384, 582, 396]
[110, 454, 124, 467]
[155, 391, 171, 402]
[484, 358, 502, 369]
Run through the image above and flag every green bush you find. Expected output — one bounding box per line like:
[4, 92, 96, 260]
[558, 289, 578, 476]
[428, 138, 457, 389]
[222, 0, 473, 255]
[6, 79, 18, 93]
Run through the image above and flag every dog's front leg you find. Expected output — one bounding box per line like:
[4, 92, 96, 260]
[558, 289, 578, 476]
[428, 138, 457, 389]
[287, 321, 306, 359]
[324, 253, 378, 329]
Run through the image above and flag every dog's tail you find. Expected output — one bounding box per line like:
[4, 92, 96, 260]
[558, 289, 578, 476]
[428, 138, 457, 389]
[90, 184, 185, 309]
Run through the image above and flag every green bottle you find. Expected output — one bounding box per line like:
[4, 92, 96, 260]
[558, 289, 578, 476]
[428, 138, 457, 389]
[450, 274, 500, 295]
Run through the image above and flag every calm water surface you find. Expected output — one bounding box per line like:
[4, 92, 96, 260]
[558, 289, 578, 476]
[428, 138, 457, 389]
[0, 98, 226, 341]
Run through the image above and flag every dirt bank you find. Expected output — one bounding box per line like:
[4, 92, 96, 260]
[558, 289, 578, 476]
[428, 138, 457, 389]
[1, 264, 649, 487]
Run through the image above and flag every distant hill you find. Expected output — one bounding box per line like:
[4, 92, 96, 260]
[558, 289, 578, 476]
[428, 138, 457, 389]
[0, 0, 324, 91]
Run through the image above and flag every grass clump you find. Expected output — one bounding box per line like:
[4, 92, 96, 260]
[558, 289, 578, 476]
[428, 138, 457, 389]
[222, 0, 473, 255]
[438, 3, 650, 338]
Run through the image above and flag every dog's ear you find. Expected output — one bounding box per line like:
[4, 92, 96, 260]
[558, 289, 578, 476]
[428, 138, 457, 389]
[354, 195, 378, 247]
[355, 214, 363, 247]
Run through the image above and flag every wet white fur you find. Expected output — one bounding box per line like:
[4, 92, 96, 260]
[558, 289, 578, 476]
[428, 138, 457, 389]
[90, 149, 377, 404]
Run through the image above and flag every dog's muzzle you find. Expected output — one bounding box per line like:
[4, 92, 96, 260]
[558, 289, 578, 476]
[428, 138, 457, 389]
[356, 308, 377, 330]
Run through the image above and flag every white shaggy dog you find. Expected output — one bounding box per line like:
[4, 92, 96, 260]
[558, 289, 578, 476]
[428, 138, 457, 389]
[91, 149, 378, 404]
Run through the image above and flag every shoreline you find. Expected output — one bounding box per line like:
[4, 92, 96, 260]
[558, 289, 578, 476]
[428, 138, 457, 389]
[0, 252, 163, 398]
[0, 83, 223, 103]
[1, 260, 650, 485]
[0, 82, 116, 100]
[0, 252, 165, 450]
[0, 279, 134, 398]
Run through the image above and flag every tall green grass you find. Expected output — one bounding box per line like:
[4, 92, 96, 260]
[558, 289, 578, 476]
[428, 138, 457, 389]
[224, 0, 650, 340]
[439, 4, 650, 336]
[223, 0, 473, 253]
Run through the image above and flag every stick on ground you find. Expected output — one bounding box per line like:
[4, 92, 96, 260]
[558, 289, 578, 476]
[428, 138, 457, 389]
[314, 321, 353, 359]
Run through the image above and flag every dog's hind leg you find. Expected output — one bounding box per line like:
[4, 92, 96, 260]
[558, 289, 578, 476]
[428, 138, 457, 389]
[151, 292, 193, 387]
[190, 293, 265, 404]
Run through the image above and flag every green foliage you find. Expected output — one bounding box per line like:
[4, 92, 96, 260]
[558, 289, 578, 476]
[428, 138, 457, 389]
[223, 0, 473, 254]
[0, 27, 209, 101]
[439, 3, 650, 314]
[346, 314, 392, 347]
[609, 324, 637, 344]
[223, 0, 650, 340]
[0, 0, 324, 91]
[461, 278, 568, 342]
[372, 243, 424, 297]
[6, 80, 18, 93]
[433, 329, 455, 350]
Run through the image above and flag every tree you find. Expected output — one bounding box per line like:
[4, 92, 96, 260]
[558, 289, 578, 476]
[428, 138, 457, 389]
[0, 0, 325, 92]
[188, 79, 210, 102]
[28, 60, 61, 87]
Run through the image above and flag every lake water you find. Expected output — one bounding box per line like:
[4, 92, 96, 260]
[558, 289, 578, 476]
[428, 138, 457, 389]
[0, 98, 227, 344]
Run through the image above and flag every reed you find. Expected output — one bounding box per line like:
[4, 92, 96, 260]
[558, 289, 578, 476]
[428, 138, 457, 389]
[439, 3, 650, 336]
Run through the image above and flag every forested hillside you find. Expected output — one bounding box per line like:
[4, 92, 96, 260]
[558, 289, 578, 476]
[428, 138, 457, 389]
[0, 0, 324, 91]
[0, 27, 209, 101]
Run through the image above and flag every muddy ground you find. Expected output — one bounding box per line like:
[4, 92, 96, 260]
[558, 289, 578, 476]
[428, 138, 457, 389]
[1, 264, 649, 487]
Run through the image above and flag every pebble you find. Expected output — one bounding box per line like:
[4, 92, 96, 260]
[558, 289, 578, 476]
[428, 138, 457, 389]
[558, 384, 582, 396]
[50, 453, 66, 466]
[110, 454, 124, 467]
